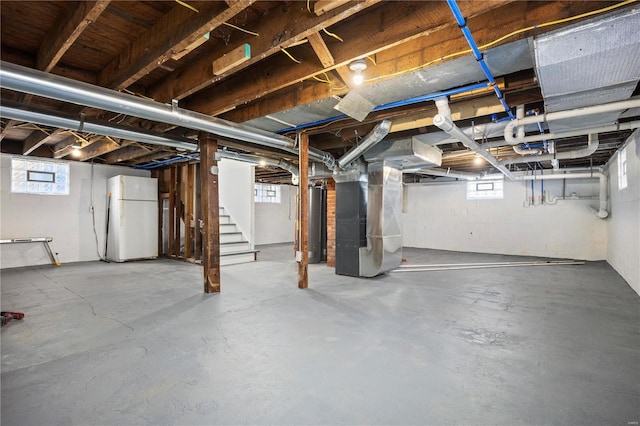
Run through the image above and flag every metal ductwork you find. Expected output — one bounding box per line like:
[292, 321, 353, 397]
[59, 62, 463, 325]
[358, 161, 403, 277]
[219, 151, 299, 180]
[0, 101, 198, 151]
[363, 135, 442, 169]
[0, 61, 337, 170]
[337, 120, 392, 169]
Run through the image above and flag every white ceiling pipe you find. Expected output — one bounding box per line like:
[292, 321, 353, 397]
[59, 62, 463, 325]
[512, 105, 542, 155]
[433, 97, 515, 180]
[0, 61, 337, 169]
[505, 120, 640, 145]
[500, 133, 598, 166]
[505, 97, 640, 144]
[337, 120, 392, 169]
[516, 170, 608, 218]
[415, 168, 482, 180]
[0, 103, 198, 151]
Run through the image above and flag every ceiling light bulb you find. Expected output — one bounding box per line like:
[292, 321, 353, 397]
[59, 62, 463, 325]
[473, 155, 484, 165]
[258, 159, 267, 167]
[349, 59, 367, 85]
[71, 147, 82, 158]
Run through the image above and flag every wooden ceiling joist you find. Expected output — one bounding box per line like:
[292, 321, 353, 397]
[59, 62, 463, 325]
[98, 0, 256, 90]
[37, 1, 111, 73]
[147, 0, 380, 102]
[184, 0, 513, 116]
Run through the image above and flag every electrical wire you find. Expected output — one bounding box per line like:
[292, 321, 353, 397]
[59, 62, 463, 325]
[280, 47, 302, 63]
[90, 161, 108, 262]
[222, 22, 259, 37]
[322, 27, 343, 42]
[174, 0, 199, 13]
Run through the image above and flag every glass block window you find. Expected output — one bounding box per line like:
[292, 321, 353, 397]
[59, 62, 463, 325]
[254, 183, 281, 203]
[11, 157, 70, 195]
[466, 180, 503, 200]
[617, 146, 628, 190]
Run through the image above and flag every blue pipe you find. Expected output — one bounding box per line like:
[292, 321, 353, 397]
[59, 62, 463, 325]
[446, 0, 515, 119]
[276, 81, 492, 133]
[135, 153, 200, 170]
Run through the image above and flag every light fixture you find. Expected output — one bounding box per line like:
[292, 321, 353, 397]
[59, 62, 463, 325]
[473, 154, 484, 165]
[71, 147, 82, 158]
[349, 59, 367, 85]
[258, 159, 267, 167]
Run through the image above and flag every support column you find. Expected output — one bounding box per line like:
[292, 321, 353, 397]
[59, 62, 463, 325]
[199, 133, 221, 293]
[298, 132, 309, 289]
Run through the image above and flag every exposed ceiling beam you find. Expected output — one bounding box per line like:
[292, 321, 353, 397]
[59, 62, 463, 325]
[128, 149, 177, 165]
[307, 32, 335, 68]
[104, 145, 159, 164]
[98, 0, 255, 90]
[184, 0, 514, 116]
[37, 0, 111, 73]
[147, 0, 380, 102]
[78, 137, 135, 161]
[22, 130, 56, 155]
[218, 0, 615, 125]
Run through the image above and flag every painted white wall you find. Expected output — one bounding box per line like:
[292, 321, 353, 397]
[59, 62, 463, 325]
[0, 154, 150, 268]
[218, 159, 254, 247]
[255, 184, 296, 245]
[606, 129, 640, 296]
[403, 176, 607, 260]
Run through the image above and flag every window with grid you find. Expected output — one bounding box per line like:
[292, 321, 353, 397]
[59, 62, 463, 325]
[11, 157, 70, 195]
[466, 180, 503, 200]
[254, 183, 281, 203]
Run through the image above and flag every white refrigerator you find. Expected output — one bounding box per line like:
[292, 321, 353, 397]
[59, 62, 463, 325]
[106, 175, 158, 262]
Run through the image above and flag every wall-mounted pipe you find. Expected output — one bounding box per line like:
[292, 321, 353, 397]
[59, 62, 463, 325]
[504, 98, 640, 144]
[337, 120, 392, 169]
[501, 134, 599, 166]
[0, 101, 198, 151]
[0, 61, 337, 169]
[516, 171, 608, 218]
[433, 97, 515, 180]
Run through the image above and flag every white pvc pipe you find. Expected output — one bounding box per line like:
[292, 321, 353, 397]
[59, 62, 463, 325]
[505, 120, 640, 145]
[501, 134, 599, 166]
[416, 168, 482, 180]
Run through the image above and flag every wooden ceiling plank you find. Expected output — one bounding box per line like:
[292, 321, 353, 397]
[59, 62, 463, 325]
[184, 0, 513, 116]
[148, 0, 380, 102]
[104, 145, 163, 164]
[37, 1, 111, 72]
[98, 0, 256, 90]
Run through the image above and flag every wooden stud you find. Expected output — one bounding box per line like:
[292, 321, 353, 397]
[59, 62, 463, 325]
[185, 163, 195, 260]
[168, 166, 177, 257]
[314, 0, 351, 16]
[199, 134, 221, 293]
[298, 132, 309, 289]
[174, 165, 182, 257]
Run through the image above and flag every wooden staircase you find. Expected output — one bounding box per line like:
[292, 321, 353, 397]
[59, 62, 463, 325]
[219, 207, 258, 266]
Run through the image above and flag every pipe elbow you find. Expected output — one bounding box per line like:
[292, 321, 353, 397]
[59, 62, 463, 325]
[433, 113, 453, 132]
[504, 120, 521, 145]
[597, 210, 609, 219]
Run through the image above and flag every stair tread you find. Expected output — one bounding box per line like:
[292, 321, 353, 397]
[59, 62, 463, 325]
[220, 249, 260, 257]
[220, 240, 249, 245]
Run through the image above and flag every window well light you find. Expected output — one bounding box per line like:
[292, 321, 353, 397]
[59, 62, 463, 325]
[349, 59, 367, 85]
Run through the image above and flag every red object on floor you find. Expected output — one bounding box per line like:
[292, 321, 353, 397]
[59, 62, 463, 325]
[1, 311, 25, 327]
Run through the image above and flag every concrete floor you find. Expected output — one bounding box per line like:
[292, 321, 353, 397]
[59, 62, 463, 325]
[1, 244, 638, 425]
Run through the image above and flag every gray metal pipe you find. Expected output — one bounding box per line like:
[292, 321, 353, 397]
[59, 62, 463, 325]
[219, 151, 299, 177]
[337, 120, 392, 169]
[0, 102, 198, 150]
[0, 61, 337, 168]
[415, 168, 482, 180]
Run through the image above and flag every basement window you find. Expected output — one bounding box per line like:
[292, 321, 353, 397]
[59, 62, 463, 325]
[11, 157, 70, 195]
[255, 183, 281, 203]
[617, 147, 628, 190]
[466, 180, 503, 200]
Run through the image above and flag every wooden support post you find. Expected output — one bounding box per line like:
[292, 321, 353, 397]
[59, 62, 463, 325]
[194, 164, 201, 262]
[199, 134, 221, 293]
[174, 165, 182, 256]
[185, 163, 195, 260]
[168, 166, 176, 256]
[298, 132, 309, 289]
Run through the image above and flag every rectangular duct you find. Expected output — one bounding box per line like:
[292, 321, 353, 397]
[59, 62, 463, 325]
[335, 171, 368, 277]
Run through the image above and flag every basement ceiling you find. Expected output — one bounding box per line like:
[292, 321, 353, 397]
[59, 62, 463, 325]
[1, 0, 639, 183]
